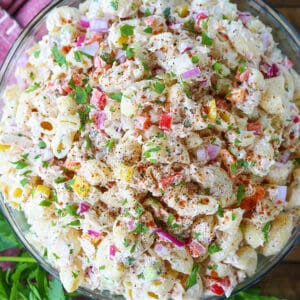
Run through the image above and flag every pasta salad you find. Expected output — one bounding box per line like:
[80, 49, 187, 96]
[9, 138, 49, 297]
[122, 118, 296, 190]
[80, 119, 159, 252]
[0, 0, 300, 299]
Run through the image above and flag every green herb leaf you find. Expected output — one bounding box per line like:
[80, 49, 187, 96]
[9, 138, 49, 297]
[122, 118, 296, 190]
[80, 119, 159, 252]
[20, 178, 29, 187]
[293, 157, 300, 166]
[100, 52, 116, 64]
[109, 92, 123, 102]
[51, 47, 68, 68]
[126, 48, 135, 58]
[186, 265, 200, 290]
[262, 221, 271, 242]
[11, 160, 30, 170]
[217, 205, 224, 217]
[144, 8, 152, 17]
[192, 56, 199, 64]
[166, 213, 174, 227]
[39, 200, 53, 207]
[105, 139, 115, 153]
[73, 50, 82, 62]
[25, 82, 41, 94]
[152, 81, 165, 94]
[110, 0, 118, 10]
[163, 7, 171, 20]
[201, 32, 213, 46]
[144, 26, 153, 34]
[133, 223, 149, 234]
[72, 85, 91, 104]
[120, 24, 135, 37]
[33, 50, 41, 59]
[208, 243, 222, 254]
[38, 140, 47, 149]
[237, 184, 245, 206]
[230, 163, 237, 175]
[65, 204, 78, 217]
[212, 61, 222, 71]
[67, 220, 80, 227]
[55, 177, 67, 184]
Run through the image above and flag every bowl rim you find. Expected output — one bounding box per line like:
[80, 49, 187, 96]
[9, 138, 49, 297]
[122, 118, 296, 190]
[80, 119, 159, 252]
[0, 0, 300, 299]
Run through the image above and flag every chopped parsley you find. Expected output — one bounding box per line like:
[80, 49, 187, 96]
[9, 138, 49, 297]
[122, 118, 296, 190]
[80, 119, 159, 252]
[192, 56, 199, 64]
[262, 221, 271, 242]
[33, 50, 40, 59]
[143, 146, 161, 158]
[183, 19, 196, 33]
[120, 24, 135, 37]
[130, 241, 138, 254]
[105, 139, 115, 153]
[237, 184, 245, 206]
[38, 140, 47, 149]
[20, 178, 29, 187]
[133, 222, 149, 234]
[234, 138, 242, 145]
[11, 160, 29, 170]
[39, 200, 53, 207]
[42, 161, 49, 168]
[72, 85, 91, 104]
[51, 46, 68, 68]
[67, 220, 80, 227]
[123, 239, 130, 248]
[166, 213, 174, 227]
[185, 265, 200, 290]
[208, 243, 222, 254]
[163, 7, 171, 20]
[217, 205, 224, 217]
[54, 177, 67, 184]
[231, 212, 236, 221]
[126, 48, 135, 58]
[293, 157, 300, 166]
[212, 62, 222, 72]
[155, 132, 165, 138]
[110, 0, 118, 10]
[73, 50, 82, 62]
[25, 82, 41, 94]
[201, 32, 213, 46]
[144, 8, 152, 17]
[144, 26, 153, 34]
[152, 81, 165, 94]
[109, 92, 123, 102]
[99, 265, 106, 270]
[65, 204, 78, 217]
[230, 163, 237, 175]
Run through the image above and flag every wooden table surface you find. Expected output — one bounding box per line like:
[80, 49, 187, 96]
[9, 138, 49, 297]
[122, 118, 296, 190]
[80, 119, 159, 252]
[252, 1, 300, 299]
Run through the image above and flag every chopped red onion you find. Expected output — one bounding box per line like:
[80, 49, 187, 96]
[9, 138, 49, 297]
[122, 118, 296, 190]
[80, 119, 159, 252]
[283, 57, 294, 69]
[193, 11, 208, 20]
[87, 230, 100, 237]
[90, 18, 109, 33]
[261, 31, 272, 51]
[179, 42, 193, 54]
[116, 50, 126, 63]
[79, 202, 91, 213]
[199, 79, 210, 88]
[76, 35, 86, 47]
[207, 144, 220, 160]
[260, 63, 280, 79]
[153, 228, 185, 248]
[274, 162, 285, 168]
[79, 42, 99, 57]
[96, 111, 105, 129]
[181, 67, 201, 79]
[80, 15, 90, 28]
[238, 12, 252, 25]
[197, 149, 208, 161]
[127, 220, 135, 230]
[276, 186, 287, 202]
[0, 248, 20, 271]
[281, 150, 291, 164]
[109, 245, 116, 258]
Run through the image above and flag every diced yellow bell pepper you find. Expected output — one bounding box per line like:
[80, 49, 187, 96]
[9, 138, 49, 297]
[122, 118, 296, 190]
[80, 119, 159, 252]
[116, 164, 134, 183]
[72, 176, 90, 198]
[208, 99, 217, 121]
[175, 4, 189, 18]
[13, 188, 23, 198]
[118, 36, 129, 46]
[219, 111, 231, 123]
[0, 144, 11, 151]
[36, 185, 51, 197]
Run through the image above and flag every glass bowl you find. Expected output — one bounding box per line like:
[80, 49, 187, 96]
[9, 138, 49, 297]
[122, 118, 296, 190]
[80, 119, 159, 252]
[0, 0, 299, 299]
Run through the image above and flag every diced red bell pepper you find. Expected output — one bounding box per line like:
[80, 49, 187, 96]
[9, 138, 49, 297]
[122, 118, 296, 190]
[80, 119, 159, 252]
[160, 173, 182, 189]
[247, 122, 263, 135]
[209, 283, 224, 296]
[186, 240, 205, 258]
[159, 113, 172, 131]
[91, 89, 107, 110]
[216, 99, 229, 110]
[135, 115, 151, 130]
[73, 74, 83, 85]
[62, 85, 73, 95]
[217, 276, 230, 288]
